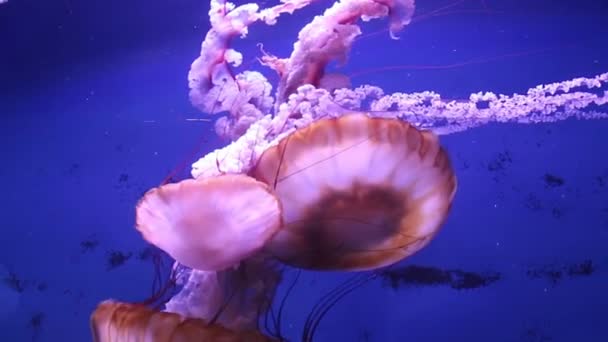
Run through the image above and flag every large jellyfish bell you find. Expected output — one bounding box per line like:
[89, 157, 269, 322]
[253, 113, 457, 271]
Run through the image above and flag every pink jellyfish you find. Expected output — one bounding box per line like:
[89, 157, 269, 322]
[252, 113, 457, 270]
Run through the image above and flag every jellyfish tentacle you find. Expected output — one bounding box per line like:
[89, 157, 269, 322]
[302, 271, 379, 341]
[274, 268, 301, 340]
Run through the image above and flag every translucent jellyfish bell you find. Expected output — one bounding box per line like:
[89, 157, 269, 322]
[135, 174, 282, 271]
[252, 113, 457, 271]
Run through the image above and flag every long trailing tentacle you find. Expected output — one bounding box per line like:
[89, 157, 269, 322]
[302, 271, 379, 342]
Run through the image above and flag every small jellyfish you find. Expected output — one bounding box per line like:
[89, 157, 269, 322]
[135, 173, 282, 271]
[131, 173, 284, 334]
[252, 113, 457, 271]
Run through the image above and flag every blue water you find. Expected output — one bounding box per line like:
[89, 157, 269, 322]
[1, 0, 607, 341]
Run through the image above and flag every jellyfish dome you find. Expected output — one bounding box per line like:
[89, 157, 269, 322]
[90, 300, 273, 341]
[252, 113, 457, 270]
[135, 174, 282, 271]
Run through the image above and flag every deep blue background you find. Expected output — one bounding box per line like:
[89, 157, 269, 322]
[1, 0, 607, 341]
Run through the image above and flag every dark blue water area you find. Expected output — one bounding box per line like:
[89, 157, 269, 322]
[1, 0, 608, 341]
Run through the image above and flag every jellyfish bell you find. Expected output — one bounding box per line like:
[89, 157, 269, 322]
[135, 173, 282, 271]
[90, 300, 274, 341]
[252, 112, 457, 271]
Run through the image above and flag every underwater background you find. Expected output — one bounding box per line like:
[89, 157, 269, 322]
[1, 0, 607, 341]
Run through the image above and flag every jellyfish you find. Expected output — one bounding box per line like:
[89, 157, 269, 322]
[252, 113, 457, 270]
[134, 174, 285, 330]
[90, 300, 273, 341]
